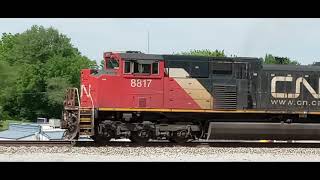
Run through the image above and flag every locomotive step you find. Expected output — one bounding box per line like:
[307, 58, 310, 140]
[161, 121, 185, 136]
[79, 131, 93, 135]
[80, 109, 93, 112]
[80, 110, 92, 113]
[80, 125, 93, 129]
[80, 107, 93, 110]
[80, 113, 93, 116]
[79, 128, 93, 131]
[79, 132, 93, 136]
[80, 118, 93, 122]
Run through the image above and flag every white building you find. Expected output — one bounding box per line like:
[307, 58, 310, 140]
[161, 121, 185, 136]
[0, 122, 65, 141]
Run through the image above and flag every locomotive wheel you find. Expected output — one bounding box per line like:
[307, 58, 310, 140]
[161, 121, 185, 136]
[192, 131, 202, 140]
[130, 130, 150, 143]
[169, 130, 190, 143]
[102, 129, 115, 142]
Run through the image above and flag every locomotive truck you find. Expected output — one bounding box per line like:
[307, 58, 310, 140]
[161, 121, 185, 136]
[61, 51, 320, 143]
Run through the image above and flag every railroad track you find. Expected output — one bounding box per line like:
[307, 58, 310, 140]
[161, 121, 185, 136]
[2, 139, 320, 148]
[75, 139, 320, 148]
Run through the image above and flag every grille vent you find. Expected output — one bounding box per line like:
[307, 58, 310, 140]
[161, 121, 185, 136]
[213, 85, 237, 110]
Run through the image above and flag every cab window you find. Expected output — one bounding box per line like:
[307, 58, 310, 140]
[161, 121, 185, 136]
[134, 62, 151, 74]
[124, 60, 159, 75]
[152, 62, 159, 74]
[106, 58, 119, 69]
[124, 61, 131, 73]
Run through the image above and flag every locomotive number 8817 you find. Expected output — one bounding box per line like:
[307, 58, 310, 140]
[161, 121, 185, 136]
[61, 51, 320, 143]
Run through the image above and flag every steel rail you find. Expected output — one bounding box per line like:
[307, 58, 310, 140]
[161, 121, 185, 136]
[75, 139, 320, 148]
[2, 139, 320, 148]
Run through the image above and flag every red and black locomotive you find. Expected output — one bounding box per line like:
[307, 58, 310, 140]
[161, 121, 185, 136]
[62, 51, 320, 143]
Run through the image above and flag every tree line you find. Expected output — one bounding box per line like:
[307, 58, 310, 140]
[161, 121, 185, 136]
[0, 25, 96, 121]
[0, 26, 305, 122]
[180, 49, 300, 65]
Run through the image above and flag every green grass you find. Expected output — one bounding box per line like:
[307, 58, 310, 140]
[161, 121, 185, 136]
[0, 120, 32, 131]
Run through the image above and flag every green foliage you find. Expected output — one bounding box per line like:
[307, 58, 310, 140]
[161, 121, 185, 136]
[0, 25, 96, 121]
[45, 77, 71, 118]
[45, 55, 95, 87]
[179, 51, 301, 65]
[100, 59, 105, 69]
[0, 33, 17, 59]
[263, 54, 300, 65]
[179, 49, 226, 57]
[0, 60, 18, 121]
[46, 77, 71, 107]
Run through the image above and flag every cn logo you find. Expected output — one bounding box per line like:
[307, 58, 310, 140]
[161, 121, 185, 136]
[80, 84, 91, 98]
[271, 76, 320, 99]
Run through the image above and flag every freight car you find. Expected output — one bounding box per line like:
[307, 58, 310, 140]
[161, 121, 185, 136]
[61, 51, 320, 143]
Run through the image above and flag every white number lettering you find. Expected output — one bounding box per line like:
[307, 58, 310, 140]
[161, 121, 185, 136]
[143, 79, 147, 87]
[130, 79, 152, 88]
[131, 79, 136, 87]
[136, 79, 142, 87]
[146, 79, 152, 87]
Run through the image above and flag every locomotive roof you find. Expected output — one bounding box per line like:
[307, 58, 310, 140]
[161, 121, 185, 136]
[118, 53, 261, 63]
[263, 64, 320, 72]
[119, 53, 163, 60]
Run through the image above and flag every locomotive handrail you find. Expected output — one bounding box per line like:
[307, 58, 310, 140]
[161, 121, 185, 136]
[76, 88, 80, 109]
[78, 86, 95, 136]
[76, 87, 80, 127]
[86, 87, 95, 135]
[88, 88, 95, 136]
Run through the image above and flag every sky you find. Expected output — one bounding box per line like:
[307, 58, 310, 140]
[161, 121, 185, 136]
[0, 18, 320, 65]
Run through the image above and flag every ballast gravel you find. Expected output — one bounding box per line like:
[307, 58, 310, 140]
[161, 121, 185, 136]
[0, 146, 320, 161]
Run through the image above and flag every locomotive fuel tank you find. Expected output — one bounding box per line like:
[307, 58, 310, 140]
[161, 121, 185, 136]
[207, 122, 320, 140]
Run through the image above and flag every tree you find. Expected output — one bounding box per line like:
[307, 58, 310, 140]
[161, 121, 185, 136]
[263, 54, 300, 65]
[179, 49, 227, 57]
[0, 33, 19, 120]
[46, 77, 71, 117]
[0, 61, 18, 120]
[0, 25, 96, 121]
[99, 59, 105, 69]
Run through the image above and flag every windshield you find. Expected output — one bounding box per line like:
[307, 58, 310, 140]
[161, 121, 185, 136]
[107, 58, 119, 69]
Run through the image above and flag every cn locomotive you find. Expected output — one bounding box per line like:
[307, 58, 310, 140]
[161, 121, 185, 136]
[61, 51, 320, 143]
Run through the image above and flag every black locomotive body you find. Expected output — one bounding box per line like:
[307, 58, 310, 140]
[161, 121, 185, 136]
[258, 64, 320, 112]
[161, 56, 320, 141]
[163, 55, 320, 114]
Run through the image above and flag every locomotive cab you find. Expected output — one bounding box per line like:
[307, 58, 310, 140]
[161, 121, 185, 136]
[103, 51, 161, 76]
[119, 54, 164, 109]
[88, 51, 166, 109]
